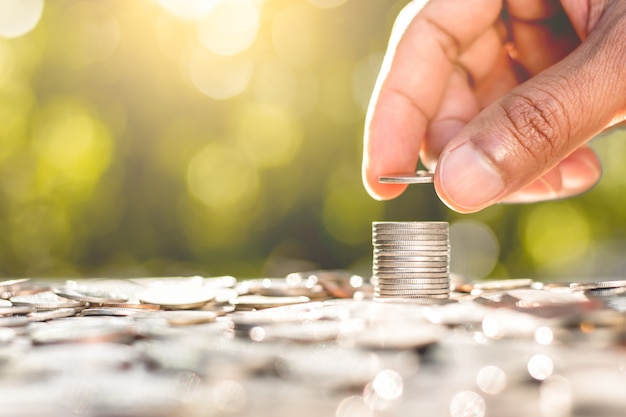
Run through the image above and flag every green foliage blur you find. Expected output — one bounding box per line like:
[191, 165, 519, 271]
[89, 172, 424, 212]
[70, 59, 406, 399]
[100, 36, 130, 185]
[0, 0, 625, 280]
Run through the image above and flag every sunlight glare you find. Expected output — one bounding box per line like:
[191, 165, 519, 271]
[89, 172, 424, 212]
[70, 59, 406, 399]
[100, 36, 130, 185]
[0, 0, 44, 38]
[196, 0, 260, 56]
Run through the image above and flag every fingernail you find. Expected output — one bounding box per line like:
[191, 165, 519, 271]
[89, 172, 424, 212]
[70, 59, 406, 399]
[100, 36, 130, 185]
[439, 143, 504, 210]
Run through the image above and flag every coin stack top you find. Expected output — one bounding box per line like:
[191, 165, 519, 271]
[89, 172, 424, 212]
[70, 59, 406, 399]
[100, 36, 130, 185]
[372, 221, 450, 300]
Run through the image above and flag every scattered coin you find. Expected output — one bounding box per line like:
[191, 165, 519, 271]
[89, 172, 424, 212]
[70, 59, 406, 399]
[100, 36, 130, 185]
[146, 310, 218, 326]
[98, 302, 161, 310]
[584, 286, 626, 297]
[342, 322, 445, 350]
[0, 272, 624, 417]
[570, 280, 626, 291]
[27, 308, 77, 322]
[136, 287, 215, 310]
[0, 278, 31, 292]
[30, 318, 136, 344]
[0, 315, 30, 327]
[53, 286, 129, 304]
[230, 295, 311, 310]
[81, 307, 146, 317]
[472, 278, 534, 291]
[0, 305, 36, 316]
[10, 291, 87, 311]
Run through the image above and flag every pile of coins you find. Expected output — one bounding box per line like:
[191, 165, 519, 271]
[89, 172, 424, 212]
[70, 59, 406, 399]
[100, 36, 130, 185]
[373, 221, 450, 299]
[3, 274, 626, 416]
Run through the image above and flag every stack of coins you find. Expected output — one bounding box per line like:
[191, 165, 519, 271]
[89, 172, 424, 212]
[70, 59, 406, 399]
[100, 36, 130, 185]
[372, 221, 450, 299]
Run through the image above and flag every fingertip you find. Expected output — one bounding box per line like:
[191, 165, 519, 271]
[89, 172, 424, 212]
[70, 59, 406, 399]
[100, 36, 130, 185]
[363, 167, 408, 200]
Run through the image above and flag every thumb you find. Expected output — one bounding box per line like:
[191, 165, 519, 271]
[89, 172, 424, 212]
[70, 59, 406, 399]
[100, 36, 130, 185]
[435, 9, 626, 213]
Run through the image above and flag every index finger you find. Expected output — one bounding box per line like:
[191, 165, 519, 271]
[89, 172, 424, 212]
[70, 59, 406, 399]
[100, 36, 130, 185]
[362, 0, 502, 200]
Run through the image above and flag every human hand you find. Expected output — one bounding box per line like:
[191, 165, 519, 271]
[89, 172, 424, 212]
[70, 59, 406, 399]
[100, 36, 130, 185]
[362, 0, 626, 213]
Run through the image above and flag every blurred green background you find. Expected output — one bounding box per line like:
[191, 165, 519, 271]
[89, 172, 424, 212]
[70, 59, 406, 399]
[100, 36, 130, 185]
[0, 0, 625, 281]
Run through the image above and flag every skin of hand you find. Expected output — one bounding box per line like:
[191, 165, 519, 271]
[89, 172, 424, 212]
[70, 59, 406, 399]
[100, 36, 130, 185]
[362, 0, 626, 213]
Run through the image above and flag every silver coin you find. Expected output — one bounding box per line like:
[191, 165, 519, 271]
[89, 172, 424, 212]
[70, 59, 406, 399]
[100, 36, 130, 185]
[372, 232, 447, 238]
[373, 233, 449, 240]
[27, 308, 77, 322]
[372, 224, 450, 235]
[0, 305, 36, 316]
[53, 287, 129, 304]
[137, 287, 215, 310]
[0, 299, 12, 307]
[377, 287, 450, 293]
[378, 170, 434, 184]
[472, 278, 534, 291]
[570, 280, 626, 291]
[374, 257, 449, 264]
[373, 221, 448, 228]
[375, 272, 450, 277]
[146, 310, 218, 326]
[0, 315, 30, 327]
[0, 327, 16, 343]
[374, 264, 449, 271]
[373, 296, 454, 304]
[375, 278, 449, 284]
[0, 278, 31, 291]
[377, 281, 450, 288]
[345, 322, 445, 350]
[374, 263, 449, 270]
[374, 236, 449, 242]
[374, 264, 449, 270]
[373, 240, 450, 247]
[375, 272, 449, 279]
[374, 253, 450, 260]
[376, 289, 450, 296]
[376, 289, 450, 295]
[374, 239, 449, 246]
[375, 269, 449, 275]
[374, 261, 449, 268]
[374, 246, 450, 252]
[81, 307, 145, 317]
[584, 287, 626, 297]
[200, 302, 236, 316]
[10, 291, 87, 311]
[376, 283, 450, 291]
[375, 278, 450, 285]
[99, 302, 161, 310]
[375, 293, 450, 299]
[374, 251, 450, 257]
[230, 295, 310, 310]
[373, 236, 448, 244]
[373, 227, 448, 234]
[375, 277, 450, 284]
[30, 319, 135, 344]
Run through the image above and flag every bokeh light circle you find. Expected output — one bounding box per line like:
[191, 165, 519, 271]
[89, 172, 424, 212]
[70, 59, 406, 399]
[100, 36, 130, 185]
[188, 48, 254, 100]
[450, 220, 499, 280]
[158, 0, 217, 20]
[0, 0, 44, 38]
[196, 0, 260, 56]
[187, 143, 259, 210]
[307, 0, 347, 8]
[450, 390, 486, 417]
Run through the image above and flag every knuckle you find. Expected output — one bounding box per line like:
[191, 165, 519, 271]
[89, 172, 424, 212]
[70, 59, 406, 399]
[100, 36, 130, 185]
[498, 88, 570, 167]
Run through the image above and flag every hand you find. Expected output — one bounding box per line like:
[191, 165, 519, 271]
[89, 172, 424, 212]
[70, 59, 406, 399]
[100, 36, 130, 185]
[362, 0, 626, 213]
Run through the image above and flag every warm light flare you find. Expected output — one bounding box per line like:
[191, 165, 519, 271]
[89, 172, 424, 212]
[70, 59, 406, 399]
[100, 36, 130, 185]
[0, 0, 44, 38]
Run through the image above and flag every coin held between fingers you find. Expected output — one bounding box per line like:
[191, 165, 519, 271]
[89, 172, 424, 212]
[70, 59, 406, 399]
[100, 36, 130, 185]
[378, 170, 434, 184]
